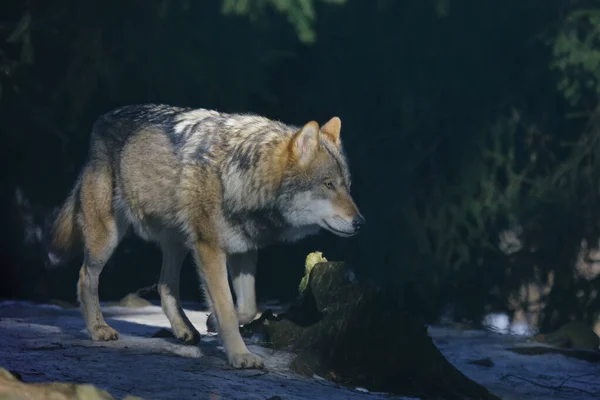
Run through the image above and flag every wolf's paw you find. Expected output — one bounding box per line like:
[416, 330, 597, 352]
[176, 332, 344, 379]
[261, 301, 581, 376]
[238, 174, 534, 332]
[174, 324, 201, 345]
[228, 351, 265, 369]
[90, 325, 119, 341]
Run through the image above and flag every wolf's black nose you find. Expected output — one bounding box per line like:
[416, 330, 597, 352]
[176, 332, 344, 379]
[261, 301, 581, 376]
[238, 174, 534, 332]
[352, 215, 366, 231]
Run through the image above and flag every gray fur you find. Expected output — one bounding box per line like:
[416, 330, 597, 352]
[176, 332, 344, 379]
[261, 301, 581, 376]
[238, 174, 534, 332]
[51, 103, 364, 369]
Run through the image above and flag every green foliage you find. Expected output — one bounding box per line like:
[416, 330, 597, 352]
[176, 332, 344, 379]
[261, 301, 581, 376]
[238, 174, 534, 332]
[154, 0, 346, 44]
[1, 0, 313, 138]
[0, 11, 32, 105]
[551, 8, 600, 107]
[220, 0, 346, 44]
[548, 7, 600, 199]
[498, 6, 600, 330]
[410, 111, 537, 272]
[434, 0, 450, 19]
[544, 7, 600, 242]
[0, 0, 344, 123]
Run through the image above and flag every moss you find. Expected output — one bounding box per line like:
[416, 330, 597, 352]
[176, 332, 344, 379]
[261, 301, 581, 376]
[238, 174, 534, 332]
[298, 251, 328, 295]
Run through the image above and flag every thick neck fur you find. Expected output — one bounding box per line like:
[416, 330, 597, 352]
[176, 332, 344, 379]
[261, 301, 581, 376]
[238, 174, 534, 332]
[220, 131, 292, 217]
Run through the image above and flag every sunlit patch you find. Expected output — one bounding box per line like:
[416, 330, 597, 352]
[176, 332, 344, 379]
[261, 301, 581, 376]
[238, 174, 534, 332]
[47, 251, 63, 267]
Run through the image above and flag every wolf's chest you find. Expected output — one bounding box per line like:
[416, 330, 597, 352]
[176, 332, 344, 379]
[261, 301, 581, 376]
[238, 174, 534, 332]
[219, 210, 321, 253]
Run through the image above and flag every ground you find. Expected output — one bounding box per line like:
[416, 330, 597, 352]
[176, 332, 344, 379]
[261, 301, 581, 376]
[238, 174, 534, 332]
[0, 301, 598, 400]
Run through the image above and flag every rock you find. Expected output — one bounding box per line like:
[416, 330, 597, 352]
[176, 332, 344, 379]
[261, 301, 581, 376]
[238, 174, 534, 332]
[532, 321, 600, 350]
[74, 384, 115, 399]
[507, 346, 600, 362]
[111, 293, 153, 308]
[0, 367, 137, 400]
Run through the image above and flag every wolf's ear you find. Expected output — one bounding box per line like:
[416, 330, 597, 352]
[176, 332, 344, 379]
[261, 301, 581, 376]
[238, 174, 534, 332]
[291, 121, 320, 168]
[321, 117, 341, 147]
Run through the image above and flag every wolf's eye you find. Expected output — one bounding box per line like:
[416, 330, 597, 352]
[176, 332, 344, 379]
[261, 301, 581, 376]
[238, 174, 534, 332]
[324, 182, 335, 190]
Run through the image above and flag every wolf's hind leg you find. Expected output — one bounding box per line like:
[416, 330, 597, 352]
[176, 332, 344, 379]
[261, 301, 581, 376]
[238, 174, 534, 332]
[158, 241, 200, 344]
[78, 261, 119, 341]
[77, 165, 124, 341]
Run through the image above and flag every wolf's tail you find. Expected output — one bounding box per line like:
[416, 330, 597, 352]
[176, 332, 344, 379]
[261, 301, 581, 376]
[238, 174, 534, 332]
[48, 182, 82, 266]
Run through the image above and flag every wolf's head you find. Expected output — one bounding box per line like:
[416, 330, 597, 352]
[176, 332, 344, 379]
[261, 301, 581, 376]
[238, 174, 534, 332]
[279, 117, 365, 237]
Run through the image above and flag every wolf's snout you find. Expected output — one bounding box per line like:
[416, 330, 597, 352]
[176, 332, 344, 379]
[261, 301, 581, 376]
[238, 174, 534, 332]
[352, 214, 366, 231]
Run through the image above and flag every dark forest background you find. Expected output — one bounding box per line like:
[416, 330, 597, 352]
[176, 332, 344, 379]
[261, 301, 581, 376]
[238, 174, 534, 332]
[1, 0, 600, 333]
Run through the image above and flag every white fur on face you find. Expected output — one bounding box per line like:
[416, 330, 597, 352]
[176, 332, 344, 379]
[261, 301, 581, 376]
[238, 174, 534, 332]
[283, 192, 355, 236]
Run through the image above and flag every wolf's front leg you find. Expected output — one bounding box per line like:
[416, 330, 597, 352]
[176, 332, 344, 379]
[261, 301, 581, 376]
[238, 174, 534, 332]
[207, 250, 258, 332]
[194, 241, 264, 369]
[229, 250, 258, 324]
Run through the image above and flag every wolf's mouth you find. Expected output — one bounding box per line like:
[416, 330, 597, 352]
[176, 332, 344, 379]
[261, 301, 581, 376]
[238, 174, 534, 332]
[322, 220, 355, 237]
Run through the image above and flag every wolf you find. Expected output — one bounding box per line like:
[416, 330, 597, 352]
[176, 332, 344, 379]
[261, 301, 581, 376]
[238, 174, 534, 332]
[49, 104, 365, 369]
